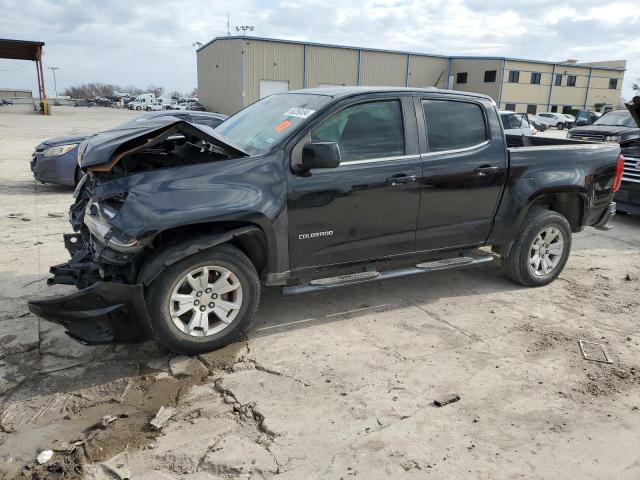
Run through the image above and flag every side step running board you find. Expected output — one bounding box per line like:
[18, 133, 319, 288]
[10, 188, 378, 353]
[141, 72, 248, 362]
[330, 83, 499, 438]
[282, 253, 494, 295]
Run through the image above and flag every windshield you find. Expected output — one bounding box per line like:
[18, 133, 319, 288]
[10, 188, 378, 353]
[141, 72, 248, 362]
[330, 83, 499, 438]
[594, 111, 636, 128]
[215, 93, 332, 155]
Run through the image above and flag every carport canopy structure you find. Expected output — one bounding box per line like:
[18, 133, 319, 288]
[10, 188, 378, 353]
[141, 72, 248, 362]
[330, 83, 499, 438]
[0, 39, 47, 113]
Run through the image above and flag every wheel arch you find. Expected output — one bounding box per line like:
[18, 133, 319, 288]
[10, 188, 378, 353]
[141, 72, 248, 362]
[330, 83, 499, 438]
[493, 191, 585, 257]
[138, 223, 268, 286]
[527, 192, 586, 232]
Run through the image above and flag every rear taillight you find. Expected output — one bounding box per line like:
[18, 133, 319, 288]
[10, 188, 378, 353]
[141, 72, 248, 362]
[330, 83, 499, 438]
[612, 154, 624, 193]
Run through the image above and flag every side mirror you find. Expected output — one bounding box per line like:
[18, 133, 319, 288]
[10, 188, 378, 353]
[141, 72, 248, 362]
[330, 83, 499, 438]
[301, 142, 341, 170]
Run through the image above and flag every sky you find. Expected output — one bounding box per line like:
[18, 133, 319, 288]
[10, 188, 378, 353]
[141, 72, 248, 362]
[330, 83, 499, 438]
[1, 0, 638, 99]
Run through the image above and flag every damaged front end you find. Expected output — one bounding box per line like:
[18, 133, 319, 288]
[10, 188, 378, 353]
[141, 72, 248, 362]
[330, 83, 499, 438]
[28, 119, 248, 345]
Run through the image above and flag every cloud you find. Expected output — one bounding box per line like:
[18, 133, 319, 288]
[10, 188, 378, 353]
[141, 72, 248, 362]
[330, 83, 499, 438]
[0, 0, 637, 98]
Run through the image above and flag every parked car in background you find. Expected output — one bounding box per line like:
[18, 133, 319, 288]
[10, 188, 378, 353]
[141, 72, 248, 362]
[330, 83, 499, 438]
[185, 101, 206, 111]
[574, 110, 601, 126]
[145, 100, 165, 111]
[30, 111, 228, 187]
[94, 97, 113, 107]
[74, 99, 97, 107]
[500, 111, 536, 135]
[527, 114, 548, 132]
[1, 98, 13, 105]
[537, 112, 573, 130]
[28, 87, 621, 354]
[568, 100, 640, 215]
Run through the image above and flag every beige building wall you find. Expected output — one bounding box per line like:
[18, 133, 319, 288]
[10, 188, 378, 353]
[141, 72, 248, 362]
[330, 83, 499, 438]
[449, 58, 501, 99]
[496, 60, 624, 113]
[408, 55, 449, 88]
[500, 61, 553, 112]
[306, 46, 358, 87]
[585, 68, 625, 109]
[360, 51, 407, 86]
[0, 89, 33, 98]
[197, 37, 626, 116]
[243, 39, 305, 106]
[197, 39, 244, 115]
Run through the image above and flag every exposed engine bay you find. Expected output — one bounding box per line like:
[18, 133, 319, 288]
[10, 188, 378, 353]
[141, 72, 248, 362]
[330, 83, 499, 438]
[51, 120, 248, 290]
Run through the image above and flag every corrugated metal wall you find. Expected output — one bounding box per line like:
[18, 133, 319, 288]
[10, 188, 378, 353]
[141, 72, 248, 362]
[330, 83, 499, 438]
[360, 51, 407, 86]
[244, 39, 304, 105]
[408, 55, 448, 88]
[197, 39, 244, 115]
[306, 46, 358, 87]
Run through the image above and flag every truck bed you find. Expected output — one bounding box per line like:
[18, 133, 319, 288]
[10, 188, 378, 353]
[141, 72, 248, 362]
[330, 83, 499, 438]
[505, 134, 591, 149]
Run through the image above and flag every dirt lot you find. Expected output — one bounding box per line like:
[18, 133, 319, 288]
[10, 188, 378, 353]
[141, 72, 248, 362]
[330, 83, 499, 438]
[1, 105, 640, 479]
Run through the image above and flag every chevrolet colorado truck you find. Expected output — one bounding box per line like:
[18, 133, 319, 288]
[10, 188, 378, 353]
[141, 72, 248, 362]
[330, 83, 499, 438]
[28, 87, 623, 354]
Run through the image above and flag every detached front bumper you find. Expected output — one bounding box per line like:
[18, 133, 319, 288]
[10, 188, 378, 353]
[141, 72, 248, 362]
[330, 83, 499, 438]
[28, 281, 153, 345]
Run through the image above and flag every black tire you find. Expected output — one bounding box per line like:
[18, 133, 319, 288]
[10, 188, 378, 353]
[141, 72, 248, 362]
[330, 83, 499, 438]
[501, 209, 572, 287]
[146, 243, 260, 354]
[557, 122, 565, 130]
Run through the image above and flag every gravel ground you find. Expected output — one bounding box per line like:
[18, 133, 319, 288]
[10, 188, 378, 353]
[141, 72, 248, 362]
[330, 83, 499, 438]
[1, 105, 639, 479]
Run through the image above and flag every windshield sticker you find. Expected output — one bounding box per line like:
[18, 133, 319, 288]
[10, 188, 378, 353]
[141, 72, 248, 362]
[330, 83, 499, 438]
[275, 120, 292, 132]
[284, 107, 315, 119]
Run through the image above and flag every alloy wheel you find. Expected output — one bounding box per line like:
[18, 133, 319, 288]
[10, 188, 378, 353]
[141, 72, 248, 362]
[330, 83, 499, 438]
[529, 227, 564, 276]
[169, 265, 243, 337]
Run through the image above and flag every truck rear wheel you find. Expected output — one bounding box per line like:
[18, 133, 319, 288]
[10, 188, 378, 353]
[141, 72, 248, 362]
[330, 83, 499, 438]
[501, 209, 572, 287]
[146, 244, 260, 354]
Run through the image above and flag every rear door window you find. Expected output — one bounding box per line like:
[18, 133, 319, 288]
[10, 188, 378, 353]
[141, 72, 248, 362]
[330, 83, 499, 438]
[422, 100, 487, 152]
[310, 100, 405, 162]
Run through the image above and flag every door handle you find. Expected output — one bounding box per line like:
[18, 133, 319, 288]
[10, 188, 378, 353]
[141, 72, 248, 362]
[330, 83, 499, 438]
[386, 174, 417, 186]
[474, 165, 499, 176]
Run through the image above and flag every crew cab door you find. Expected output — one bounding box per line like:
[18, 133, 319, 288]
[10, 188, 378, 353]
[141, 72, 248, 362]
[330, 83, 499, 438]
[286, 95, 422, 269]
[415, 96, 507, 251]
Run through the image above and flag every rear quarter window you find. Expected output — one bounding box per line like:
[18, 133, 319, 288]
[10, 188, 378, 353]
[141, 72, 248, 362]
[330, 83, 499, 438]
[422, 100, 487, 152]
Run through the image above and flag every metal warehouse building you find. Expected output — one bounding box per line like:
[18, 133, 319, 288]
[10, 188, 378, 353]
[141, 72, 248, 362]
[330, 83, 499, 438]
[197, 36, 625, 116]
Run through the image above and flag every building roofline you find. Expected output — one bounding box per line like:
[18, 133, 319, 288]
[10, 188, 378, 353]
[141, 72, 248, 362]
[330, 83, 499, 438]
[198, 36, 626, 72]
[197, 35, 450, 59]
[449, 55, 626, 71]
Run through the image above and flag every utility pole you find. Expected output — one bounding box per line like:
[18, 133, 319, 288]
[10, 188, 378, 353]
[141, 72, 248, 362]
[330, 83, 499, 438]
[227, 12, 231, 35]
[48, 66, 59, 99]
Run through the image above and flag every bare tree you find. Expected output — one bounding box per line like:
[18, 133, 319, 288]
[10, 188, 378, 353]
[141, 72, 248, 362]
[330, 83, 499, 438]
[190, 87, 198, 98]
[63, 83, 119, 99]
[146, 84, 164, 97]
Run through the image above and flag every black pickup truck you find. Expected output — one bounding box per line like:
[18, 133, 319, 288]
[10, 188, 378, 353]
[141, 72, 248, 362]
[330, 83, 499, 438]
[29, 87, 623, 354]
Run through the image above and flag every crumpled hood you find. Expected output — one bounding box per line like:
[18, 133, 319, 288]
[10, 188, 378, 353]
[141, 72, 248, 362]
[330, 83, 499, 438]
[78, 118, 248, 170]
[38, 134, 90, 149]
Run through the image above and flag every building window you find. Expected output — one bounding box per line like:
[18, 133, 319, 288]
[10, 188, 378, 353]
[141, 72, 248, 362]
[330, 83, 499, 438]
[484, 70, 496, 82]
[554, 74, 563, 86]
[562, 106, 573, 114]
[422, 100, 487, 152]
[504, 103, 516, 111]
[609, 78, 618, 89]
[508, 71, 520, 83]
[456, 72, 468, 84]
[567, 75, 576, 87]
[530, 72, 541, 85]
[527, 104, 537, 114]
[551, 105, 558, 112]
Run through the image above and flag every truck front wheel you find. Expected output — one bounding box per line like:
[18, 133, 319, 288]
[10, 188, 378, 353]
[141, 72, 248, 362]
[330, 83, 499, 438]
[146, 244, 260, 354]
[501, 209, 572, 287]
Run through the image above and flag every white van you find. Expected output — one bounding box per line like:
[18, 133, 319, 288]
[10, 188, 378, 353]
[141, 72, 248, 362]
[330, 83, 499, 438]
[129, 93, 156, 111]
